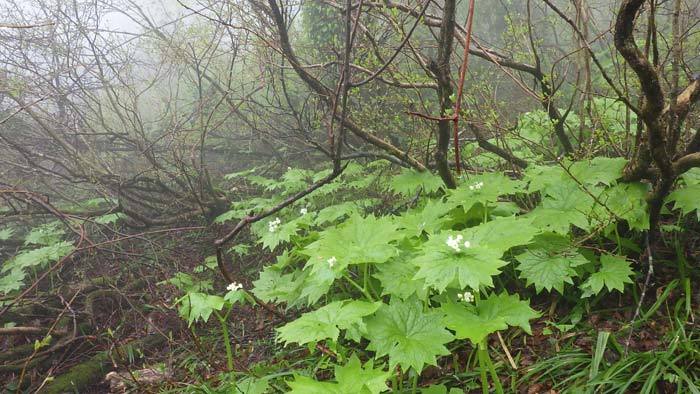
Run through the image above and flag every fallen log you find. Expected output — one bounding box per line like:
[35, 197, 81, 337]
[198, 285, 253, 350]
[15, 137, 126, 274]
[42, 334, 166, 394]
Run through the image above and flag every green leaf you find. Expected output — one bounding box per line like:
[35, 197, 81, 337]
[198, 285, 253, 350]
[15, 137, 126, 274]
[524, 165, 565, 192]
[528, 181, 594, 233]
[314, 202, 359, 225]
[600, 182, 650, 230]
[365, 298, 453, 372]
[448, 172, 523, 210]
[287, 355, 390, 394]
[666, 184, 700, 220]
[287, 376, 338, 394]
[236, 376, 270, 394]
[681, 167, 700, 185]
[0, 228, 15, 241]
[582, 254, 634, 295]
[94, 212, 126, 224]
[277, 300, 381, 345]
[441, 302, 506, 344]
[467, 216, 539, 252]
[259, 218, 300, 251]
[252, 267, 306, 307]
[477, 293, 539, 334]
[33, 335, 53, 351]
[333, 355, 390, 394]
[515, 233, 588, 293]
[304, 214, 400, 272]
[412, 218, 538, 292]
[568, 157, 627, 186]
[0, 268, 27, 294]
[4, 241, 74, 273]
[421, 384, 464, 394]
[161, 272, 212, 293]
[374, 258, 427, 300]
[442, 293, 539, 344]
[395, 199, 452, 237]
[390, 169, 445, 196]
[412, 235, 506, 292]
[177, 292, 226, 326]
[24, 222, 65, 246]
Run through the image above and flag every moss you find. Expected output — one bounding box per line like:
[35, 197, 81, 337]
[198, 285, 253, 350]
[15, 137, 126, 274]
[42, 353, 110, 394]
[42, 334, 165, 394]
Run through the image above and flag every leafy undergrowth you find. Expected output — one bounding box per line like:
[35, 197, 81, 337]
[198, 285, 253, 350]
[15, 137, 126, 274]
[1, 159, 698, 393]
[150, 160, 698, 393]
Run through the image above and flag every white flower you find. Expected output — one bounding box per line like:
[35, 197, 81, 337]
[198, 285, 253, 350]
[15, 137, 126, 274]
[463, 240, 471, 249]
[227, 282, 243, 292]
[268, 217, 282, 232]
[468, 181, 484, 191]
[327, 256, 337, 268]
[300, 208, 308, 215]
[457, 291, 474, 303]
[446, 234, 463, 252]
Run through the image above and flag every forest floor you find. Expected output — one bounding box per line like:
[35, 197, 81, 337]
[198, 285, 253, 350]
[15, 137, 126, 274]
[3, 226, 695, 394]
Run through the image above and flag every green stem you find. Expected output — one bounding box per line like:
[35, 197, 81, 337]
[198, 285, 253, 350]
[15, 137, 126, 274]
[343, 273, 374, 301]
[482, 342, 504, 394]
[613, 225, 622, 253]
[215, 311, 235, 373]
[477, 344, 489, 394]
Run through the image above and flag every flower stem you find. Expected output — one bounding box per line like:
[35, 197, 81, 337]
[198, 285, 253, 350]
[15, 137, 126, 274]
[215, 311, 235, 373]
[478, 340, 504, 394]
[343, 273, 374, 301]
[477, 343, 489, 394]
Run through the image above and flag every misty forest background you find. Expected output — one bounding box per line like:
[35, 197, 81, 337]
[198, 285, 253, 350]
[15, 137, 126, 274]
[1, 0, 699, 392]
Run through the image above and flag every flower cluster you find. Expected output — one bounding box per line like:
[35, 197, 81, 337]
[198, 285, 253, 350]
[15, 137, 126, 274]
[457, 291, 474, 303]
[446, 234, 472, 252]
[327, 256, 337, 268]
[300, 207, 308, 216]
[268, 217, 281, 232]
[468, 181, 484, 191]
[227, 282, 243, 292]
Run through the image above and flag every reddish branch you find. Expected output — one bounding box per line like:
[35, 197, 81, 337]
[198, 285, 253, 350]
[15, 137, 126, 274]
[451, 0, 476, 174]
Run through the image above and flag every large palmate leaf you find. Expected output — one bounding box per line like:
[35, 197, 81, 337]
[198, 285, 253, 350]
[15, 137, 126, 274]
[528, 181, 595, 233]
[568, 157, 627, 186]
[442, 293, 539, 344]
[0, 268, 27, 294]
[314, 202, 359, 225]
[515, 233, 588, 293]
[581, 254, 634, 296]
[373, 258, 427, 300]
[524, 165, 566, 192]
[447, 172, 524, 210]
[287, 355, 390, 394]
[0, 228, 15, 241]
[304, 213, 401, 272]
[365, 298, 453, 372]
[277, 300, 381, 345]
[395, 199, 452, 237]
[252, 267, 307, 308]
[177, 292, 225, 326]
[3, 241, 74, 274]
[466, 216, 540, 252]
[666, 184, 700, 220]
[390, 169, 445, 196]
[412, 236, 506, 292]
[412, 218, 538, 291]
[598, 182, 650, 230]
[259, 218, 301, 251]
[24, 222, 65, 246]
[253, 263, 337, 307]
